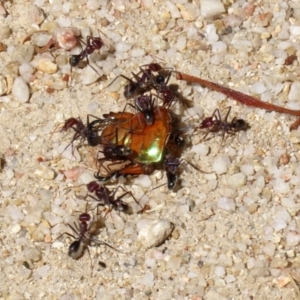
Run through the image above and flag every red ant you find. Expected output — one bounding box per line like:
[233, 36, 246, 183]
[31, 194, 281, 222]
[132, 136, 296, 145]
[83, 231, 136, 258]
[60, 114, 107, 148]
[123, 63, 164, 99]
[56, 207, 120, 264]
[69, 35, 104, 73]
[99, 128, 133, 159]
[176, 71, 300, 131]
[122, 94, 157, 126]
[163, 154, 211, 190]
[86, 181, 141, 214]
[198, 107, 249, 142]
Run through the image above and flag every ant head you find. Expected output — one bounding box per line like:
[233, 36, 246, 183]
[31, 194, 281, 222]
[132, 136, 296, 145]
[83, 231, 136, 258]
[155, 74, 165, 85]
[115, 201, 130, 213]
[68, 240, 85, 260]
[116, 145, 133, 156]
[175, 135, 185, 147]
[166, 171, 177, 190]
[124, 81, 139, 99]
[87, 131, 100, 147]
[233, 119, 249, 131]
[69, 55, 81, 67]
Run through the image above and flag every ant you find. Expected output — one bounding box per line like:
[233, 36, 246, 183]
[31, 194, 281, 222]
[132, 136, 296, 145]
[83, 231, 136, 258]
[123, 62, 165, 99]
[56, 206, 120, 266]
[69, 35, 104, 73]
[104, 62, 172, 101]
[86, 181, 141, 214]
[164, 155, 181, 190]
[122, 94, 157, 126]
[60, 114, 107, 150]
[198, 107, 249, 142]
[163, 154, 212, 190]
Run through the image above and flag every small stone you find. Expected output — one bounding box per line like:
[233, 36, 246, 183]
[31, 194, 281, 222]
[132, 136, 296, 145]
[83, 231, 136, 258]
[0, 75, 7, 96]
[215, 266, 226, 277]
[27, 4, 45, 25]
[227, 172, 246, 188]
[166, 255, 182, 270]
[213, 155, 231, 175]
[12, 45, 35, 64]
[34, 165, 55, 180]
[11, 224, 21, 234]
[270, 257, 288, 268]
[217, 197, 235, 211]
[286, 230, 300, 246]
[288, 81, 300, 102]
[200, 0, 225, 18]
[37, 59, 58, 74]
[178, 3, 200, 21]
[12, 77, 30, 103]
[0, 25, 12, 40]
[138, 219, 174, 249]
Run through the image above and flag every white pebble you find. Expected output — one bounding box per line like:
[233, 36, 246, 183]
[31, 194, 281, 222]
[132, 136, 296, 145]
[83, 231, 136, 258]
[200, 0, 225, 18]
[227, 173, 246, 188]
[281, 198, 296, 208]
[34, 165, 55, 180]
[115, 42, 131, 53]
[290, 26, 300, 36]
[7, 205, 24, 221]
[37, 59, 58, 74]
[213, 155, 231, 174]
[133, 175, 152, 188]
[240, 164, 254, 176]
[12, 77, 30, 103]
[249, 82, 267, 94]
[130, 48, 145, 57]
[273, 178, 290, 194]
[145, 258, 156, 268]
[138, 219, 173, 249]
[87, 101, 98, 113]
[217, 197, 235, 211]
[272, 219, 287, 232]
[225, 275, 236, 283]
[286, 230, 300, 246]
[175, 36, 187, 52]
[288, 82, 300, 102]
[80, 65, 101, 85]
[205, 24, 219, 44]
[78, 172, 94, 184]
[214, 266, 226, 277]
[0, 75, 7, 96]
[35, 265, 50, 278]
[141, 272, 154, 287]
[11, 223, 21, 234]
[19, 63, 34, 83]
[86, 0, 101, 10]
[166, 1, 181, 18]
[263, 242, 275, 256]
[212, 41, 227, 53]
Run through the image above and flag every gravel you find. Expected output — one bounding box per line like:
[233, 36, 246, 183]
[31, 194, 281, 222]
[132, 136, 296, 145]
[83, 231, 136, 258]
[1, 0, 300, 299]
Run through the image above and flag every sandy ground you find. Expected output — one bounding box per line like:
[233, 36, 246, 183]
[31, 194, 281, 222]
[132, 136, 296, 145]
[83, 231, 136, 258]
[1, 0, 300, 299]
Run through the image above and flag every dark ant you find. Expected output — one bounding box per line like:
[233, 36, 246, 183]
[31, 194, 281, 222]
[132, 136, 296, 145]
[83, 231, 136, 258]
[123, 62, 164, 99]
[98, 128, 133, 160]
[61, 114, 106, 148]
[198, 107, 249, 142]
[164, 155, 181, 190]
[163, 154, 212, 190]
[86, 181, 140, 213]
[69, 35, 104, 72]
[122, 94, 157, 125]
[56, 207, 120, 264]
[104, 62, 171, 100]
